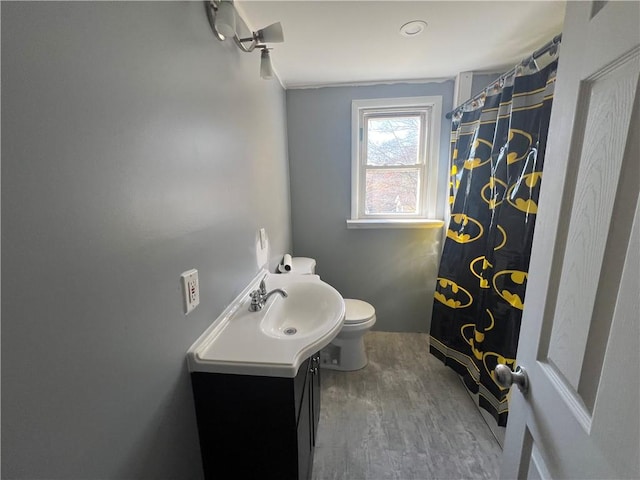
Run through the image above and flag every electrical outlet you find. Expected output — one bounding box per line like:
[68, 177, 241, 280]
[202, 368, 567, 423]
[180, 269, 200, 315]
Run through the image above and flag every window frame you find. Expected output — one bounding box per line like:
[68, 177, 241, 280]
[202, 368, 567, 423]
[349, 96, 443, 228]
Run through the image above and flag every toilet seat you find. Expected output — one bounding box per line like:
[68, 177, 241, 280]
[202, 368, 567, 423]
[344, 299, 375, 325]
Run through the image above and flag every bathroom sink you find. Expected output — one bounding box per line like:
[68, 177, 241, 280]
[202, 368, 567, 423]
[187, 270, 345, 377]
[259, 282, 341, 339]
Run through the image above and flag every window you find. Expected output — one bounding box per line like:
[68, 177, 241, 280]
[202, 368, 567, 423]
[348, 97, 442, 228]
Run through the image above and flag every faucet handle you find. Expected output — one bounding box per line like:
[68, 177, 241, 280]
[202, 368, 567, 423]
[259, 275, 267, 296]
[249, 290, 262, 311]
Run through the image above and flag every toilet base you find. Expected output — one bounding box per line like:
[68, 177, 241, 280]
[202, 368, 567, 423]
[320, 333, 368, 371]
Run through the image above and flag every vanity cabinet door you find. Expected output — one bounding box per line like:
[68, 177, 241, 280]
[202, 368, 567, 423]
[190, 371, 298, 479]
[311, 352, 321, 446]
[294, 357, 310, 419]
[296, 370, 312, 480]
[191, 353, 319, 480]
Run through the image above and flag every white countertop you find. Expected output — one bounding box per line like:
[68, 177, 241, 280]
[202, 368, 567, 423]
[187, 270, 345, 377]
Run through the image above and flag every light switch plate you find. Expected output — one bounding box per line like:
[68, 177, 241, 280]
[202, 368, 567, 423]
[259, 228, 267, 250]
[180, 269, 200, 315]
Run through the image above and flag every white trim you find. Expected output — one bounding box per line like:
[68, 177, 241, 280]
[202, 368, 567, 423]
[350, 100, 360, 220]
[453, 72, 473, 108]
[346, 219, 444, 229]
[350, 96, 442, 222]
[284, 77, 453, 90]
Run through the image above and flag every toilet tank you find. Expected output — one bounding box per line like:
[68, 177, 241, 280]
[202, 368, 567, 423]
[291, 257, 316, 275]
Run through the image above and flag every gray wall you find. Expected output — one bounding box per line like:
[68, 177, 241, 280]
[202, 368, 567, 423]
[2, 2, 290, 478]
[286, 82, 453, 333]
[471, 72, 504, 98]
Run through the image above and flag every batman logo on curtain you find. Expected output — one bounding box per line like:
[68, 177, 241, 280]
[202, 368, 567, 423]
[493, 270, 528, 310]
[506, 129, 534, 165]
[481, 177, 508, 209]
[446, 213, 484, 243]
[507, 172, 543, 214]
[464, 138, 493, 170]
[434, 278, 473, 309]
[470, 256, 492, 289]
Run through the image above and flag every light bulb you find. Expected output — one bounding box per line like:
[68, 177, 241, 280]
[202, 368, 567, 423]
[260, 49, 274, 79]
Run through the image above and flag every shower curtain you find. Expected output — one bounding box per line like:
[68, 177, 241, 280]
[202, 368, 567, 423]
[430, 59, 558, 426]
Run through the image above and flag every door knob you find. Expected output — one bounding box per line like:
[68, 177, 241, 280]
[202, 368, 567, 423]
[495, 364, 529, 394]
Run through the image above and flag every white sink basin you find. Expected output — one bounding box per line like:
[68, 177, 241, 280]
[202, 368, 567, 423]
[187, 270, 345, 377]
[259, 282, 340, 339]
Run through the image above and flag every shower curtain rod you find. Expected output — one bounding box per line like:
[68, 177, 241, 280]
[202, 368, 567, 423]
[445, 34, 562, 119]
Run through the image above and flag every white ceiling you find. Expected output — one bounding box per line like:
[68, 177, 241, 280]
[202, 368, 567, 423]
[236, 1, 566, 88]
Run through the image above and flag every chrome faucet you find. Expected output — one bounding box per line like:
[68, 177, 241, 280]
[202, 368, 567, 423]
[249, 275, 288, 311]
[262, 288, 288, 303]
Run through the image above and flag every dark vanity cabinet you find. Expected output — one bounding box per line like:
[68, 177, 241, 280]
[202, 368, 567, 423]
[190, 352, 321, 480]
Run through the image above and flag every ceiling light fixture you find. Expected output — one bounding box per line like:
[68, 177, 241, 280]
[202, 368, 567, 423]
[400, 20, 428, 37]
[204, 0, 284, 79]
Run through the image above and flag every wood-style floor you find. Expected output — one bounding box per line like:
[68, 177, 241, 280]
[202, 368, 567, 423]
[312, 332, 502, 480]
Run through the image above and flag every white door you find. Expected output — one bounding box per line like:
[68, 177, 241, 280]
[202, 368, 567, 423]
[499, 1, 640, 479]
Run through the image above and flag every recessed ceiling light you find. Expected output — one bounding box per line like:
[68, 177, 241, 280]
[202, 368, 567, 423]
[400, 20, 428, 37]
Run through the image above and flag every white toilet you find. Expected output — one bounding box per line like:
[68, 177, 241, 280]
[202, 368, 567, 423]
[287, 257, 376, 371]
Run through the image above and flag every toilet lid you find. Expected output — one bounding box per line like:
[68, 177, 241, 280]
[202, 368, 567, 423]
[291, 257, 316, 275]
[344, 299, 375, 324]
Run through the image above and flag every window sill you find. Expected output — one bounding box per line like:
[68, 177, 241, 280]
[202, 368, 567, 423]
[346, 219, 445, 229]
